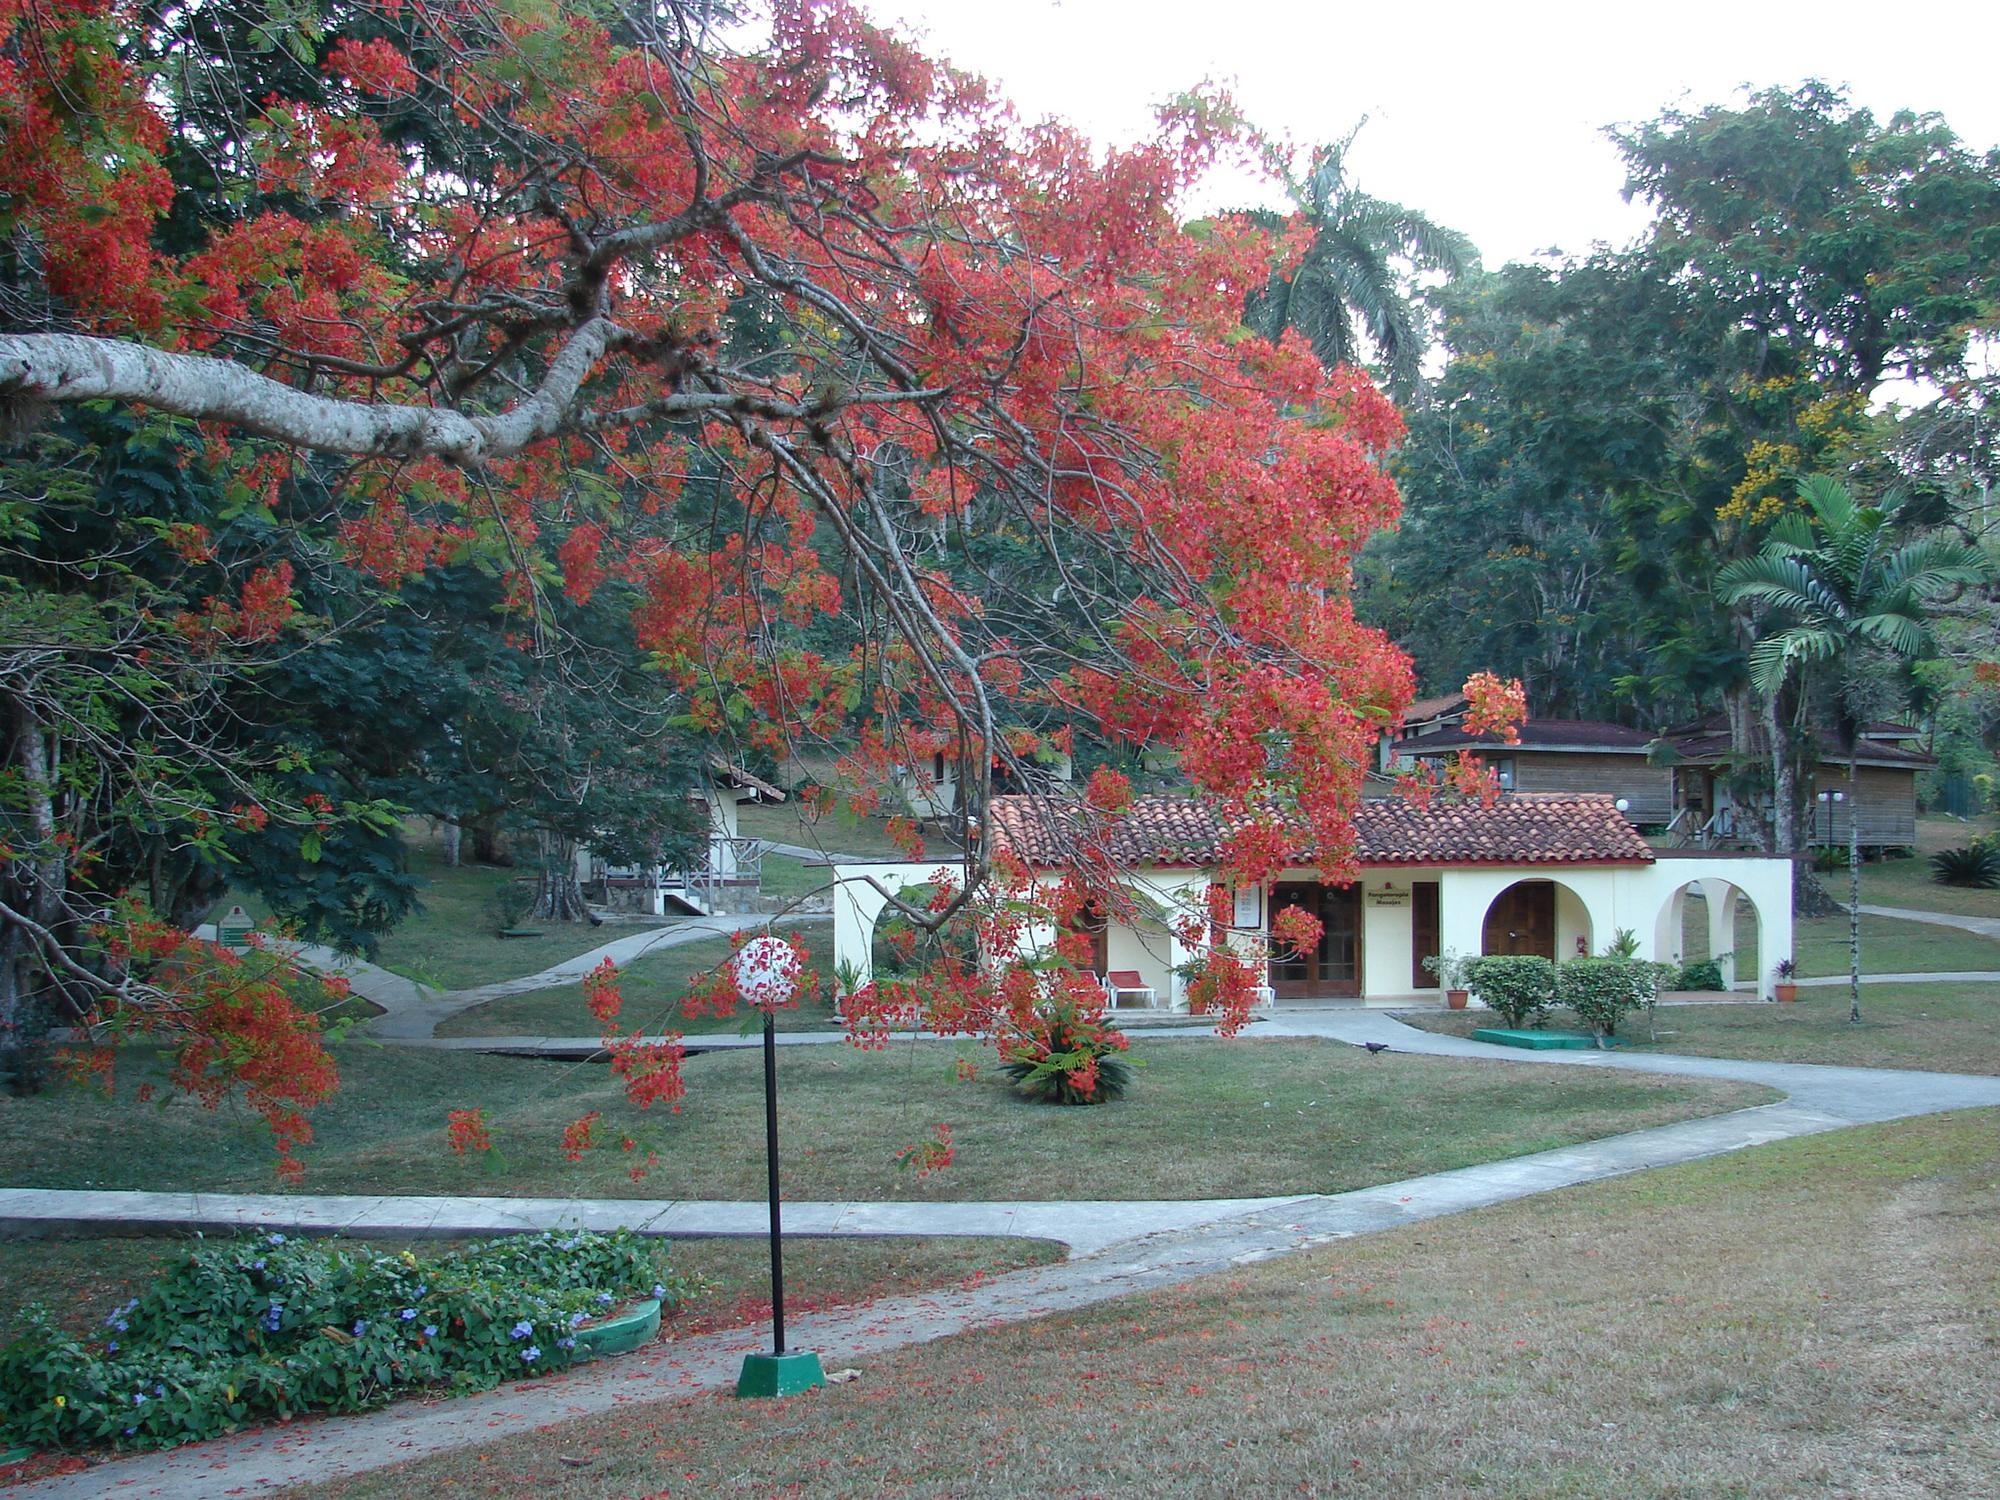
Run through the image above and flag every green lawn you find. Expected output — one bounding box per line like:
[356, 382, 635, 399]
[1858, 851, 2000, 920]
[757, 851, 833, 906]
[433, 925, 838, 1037]
[305, 1108, 2000, 1499]
[735, 799, 962, 860]
[0, 1233, 1059, 1349]
[1407, 981, 2000, 1075]
[1792, 911, 2000, 977]
[0, 1039, 1774, 1204]
[365, 842, 635, 991]
[1676, 893, 2000, 979]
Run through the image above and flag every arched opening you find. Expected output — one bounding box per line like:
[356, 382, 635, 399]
[1658, 878, 1762, 990]
[1481, 879, 1593, 961]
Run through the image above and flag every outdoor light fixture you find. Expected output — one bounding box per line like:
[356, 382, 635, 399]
[1614, 798, 1630, 813]
[731, 936, 827, 1399]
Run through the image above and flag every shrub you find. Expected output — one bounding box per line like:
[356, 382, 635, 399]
[1555, 957, 1661, 1040]
[1462, 954, 1554, 1027]
[1931, 843, 2000, 889]
[1674, 958, 1725, 991]
[998, 1000, 1134, 1104]
[490, 879, 536, 932]
[0, 1229, 696, 1454]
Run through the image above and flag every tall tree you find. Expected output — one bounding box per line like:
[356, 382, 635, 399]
[1718, 476, 1989, 1021]
[1244, 124, 1476, 400]
[0, 0, 1417, 1139]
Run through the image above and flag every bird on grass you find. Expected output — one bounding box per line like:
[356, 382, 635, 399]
[1362, 1041, 1391, 1056]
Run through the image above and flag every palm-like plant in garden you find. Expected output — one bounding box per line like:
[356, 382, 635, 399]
[1717, 475, 1990, 1023]
[1245, 124, 1476, 401]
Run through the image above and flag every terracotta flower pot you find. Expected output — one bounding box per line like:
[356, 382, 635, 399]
[1446, 988, 1470, 1010]
[1774, 982, 1798, 1003]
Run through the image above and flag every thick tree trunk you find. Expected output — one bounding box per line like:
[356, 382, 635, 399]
[531, 831, 593, 923]
[439, 818, 462, 868]
[469, 818, 510, 866]
[1848, 753, 1863, 1025]
[1, 699, 62, 1092]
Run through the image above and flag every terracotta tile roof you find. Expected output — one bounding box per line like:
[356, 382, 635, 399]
[987, 792, 1655, 869]
[1396, 718, 1654, 754]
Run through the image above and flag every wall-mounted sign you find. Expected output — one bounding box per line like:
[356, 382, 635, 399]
[1232, 885, 1262, 928]
[1366, 888, 1410, 908]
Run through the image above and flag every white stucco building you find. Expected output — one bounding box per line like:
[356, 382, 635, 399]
[833, 792, 1793, 1007]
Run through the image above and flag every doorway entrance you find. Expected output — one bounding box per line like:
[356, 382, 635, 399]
[1269, 882, 1362, 999]
[1481, 880, 1557, 960]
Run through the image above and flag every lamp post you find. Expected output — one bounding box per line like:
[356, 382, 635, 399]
[731, 935, 826, 1399]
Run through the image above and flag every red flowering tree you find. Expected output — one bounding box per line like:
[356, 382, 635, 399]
[1, 0, 1422, 1145]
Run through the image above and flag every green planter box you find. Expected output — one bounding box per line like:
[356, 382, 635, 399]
[574, 1297, 661, 1359]
[1471, 1027, 1599, 1050]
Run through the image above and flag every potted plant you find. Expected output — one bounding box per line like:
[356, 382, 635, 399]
[1773, 957, 1799, 1003]
[1422, 947, 1474, 1009]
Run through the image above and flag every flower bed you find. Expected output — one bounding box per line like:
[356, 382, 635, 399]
[0, 1229, 696, 1454]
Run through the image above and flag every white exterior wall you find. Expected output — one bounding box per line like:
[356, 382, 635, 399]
[829, 854, 1795, 1007]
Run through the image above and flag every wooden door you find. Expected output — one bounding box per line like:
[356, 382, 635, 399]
[1481, 881, 1555, 959]
[1412, 881, 1440, 988]
[1077, 901, 1109, 978]
[1269, 883, 1363, 999]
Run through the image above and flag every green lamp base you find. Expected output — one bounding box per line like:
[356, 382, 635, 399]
[736, 1349, 826, 1399]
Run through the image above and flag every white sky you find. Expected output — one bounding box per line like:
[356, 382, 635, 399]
[874, 0, 2000, 268]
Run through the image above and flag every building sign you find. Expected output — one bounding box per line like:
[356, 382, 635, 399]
[1366, 887, 1411, 908]
[1232, 885, 1262, 928]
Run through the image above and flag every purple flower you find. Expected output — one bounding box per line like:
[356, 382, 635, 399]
[423, 1324, 438, 1338]
[268, 1233, 286, 1245]
[510, 1319, 534, 1340]
[652, 1284, 667, 1301]
[521, 1345, 541, 1363]
[399, 1308, 417, 1322]
[595, 1291, 614, 1306]
[352, 1320, 368, 1336]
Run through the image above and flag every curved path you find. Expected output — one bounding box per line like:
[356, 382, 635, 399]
[13, 1013, 2000, 1498]
[236, 914, 811, 1041]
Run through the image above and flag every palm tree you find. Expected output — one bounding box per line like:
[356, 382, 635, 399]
[1244, 122, 1476, 401]
[1717, 475, 1990, 1022]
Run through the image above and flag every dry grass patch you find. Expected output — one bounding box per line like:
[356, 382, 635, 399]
[304, 1108, 2000, 1500]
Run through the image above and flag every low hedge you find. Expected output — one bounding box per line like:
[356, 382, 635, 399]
[1462, 954, 1554, 1027]
[0, 1229, 696, 1454]
[1555, 957, 1667, 1039]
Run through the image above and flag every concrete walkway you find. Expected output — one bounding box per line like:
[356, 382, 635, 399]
[1859, 902, 2000, 941]
[14, 1014, 2000, 1497]
[241, 915, 809, 1041]
[0, 1188, 1306, 1260]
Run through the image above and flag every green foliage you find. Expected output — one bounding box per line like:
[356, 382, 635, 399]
[489, 878, 537, 933]
[1462, 955, 1554, 1027]
[1241, 124, 1475, 399]
[998, 1002, 1135, 1105]
[1602, 928, 1643, 960]
[1420, 946, 1473, 990]
[0, 1230, 691, 1453]
[1930, 842, 2000, 889]
[1675, 958, 1726, 991]
[1555, 957, 1661, 1038]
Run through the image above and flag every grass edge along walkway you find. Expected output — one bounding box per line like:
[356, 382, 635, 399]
[19, 1017, 2000, 1500]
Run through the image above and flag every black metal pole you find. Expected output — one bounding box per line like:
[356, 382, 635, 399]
[762, 1007, 786, 1357]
